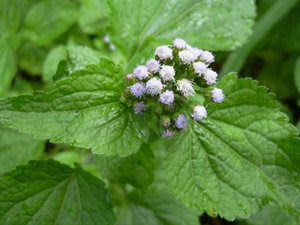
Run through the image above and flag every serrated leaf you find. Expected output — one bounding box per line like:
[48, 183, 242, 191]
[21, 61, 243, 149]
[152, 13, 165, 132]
[163, 74, 300, 220]
[116, 185, 199, 225]
[95, 144, 155, 190]
[108, 0, 255, 62]
[0, 59, 149, 157]
[0, 127, 44, 174]
[0, 37, 17, 96]
[0, 160, 115, 225]
[23, 0, 78, 45]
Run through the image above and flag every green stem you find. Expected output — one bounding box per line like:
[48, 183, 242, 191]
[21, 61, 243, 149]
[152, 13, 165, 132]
[220, 0, 299, 77]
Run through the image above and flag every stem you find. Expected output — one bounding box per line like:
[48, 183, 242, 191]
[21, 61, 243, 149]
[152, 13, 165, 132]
[220, 0, 298, 77]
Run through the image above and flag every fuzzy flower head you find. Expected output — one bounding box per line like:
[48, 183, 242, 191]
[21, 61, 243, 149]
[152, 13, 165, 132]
[146, 59, 160, 73]
[134, 102, 146, 114]
[179, 50, 196, 64]
[173, 38, 187, 49]
[212, 88, 225, 103]
[200, 50, 215, 64]
[146, 77, 163, 96]
[204, 69, 218, 85]
[133, 65, 149, 80]
[159, 90, 174, 105]
[155, 45, 173, 60]
[175, 114, 187, 129]
[193, 62, 207, 76]
[191, 105, 207, 121]
[176, 79, 195, 97]
[124, 39, 225, 137]
[130, 83, 145, 98]
[159, 65, 175, 82]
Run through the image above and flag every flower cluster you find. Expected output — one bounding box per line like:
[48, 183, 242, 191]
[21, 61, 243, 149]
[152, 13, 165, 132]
[123, 38, 225, 138]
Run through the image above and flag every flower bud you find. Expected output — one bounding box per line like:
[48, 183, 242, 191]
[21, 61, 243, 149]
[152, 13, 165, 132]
[146, 59, 160, 73]
[203, 69, 218, 85]
[173, 38, 187, 49]
[133, 65, 149, 80]
[211, 88, 225, 103]
[176, 79, 195, 97]
[130, 83, 146, 98]
[159, 90, 175, 105]
[146, 77, 163, 96]
[134, 102, 146, 114]
[159, 65, 175, 82]
[175, 114, 187, 129]
[191, 105, 207, 121]
[155, 45, 173, 60]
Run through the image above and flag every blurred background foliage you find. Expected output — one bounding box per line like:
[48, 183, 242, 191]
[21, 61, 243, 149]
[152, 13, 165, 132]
[0, 0, 299, 224]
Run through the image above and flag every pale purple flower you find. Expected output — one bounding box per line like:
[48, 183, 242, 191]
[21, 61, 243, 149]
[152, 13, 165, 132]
[146, 59, 160, 73]
[173, 38, 187, 49]
[134, 102, 146, 114]
[193, 62, 207, 76]
[200, 50, 215, 64]
[211, 88, 225, 103]
[133, 65, 149, 80]
[130, 83, 145, 98]
[162, 129, 175, 138]
[191, 105, 207, 121]
[159, 65, 175, 82]
[146, 77, 163, 96]
[155, 45, 173, 60]
[203, 69, 218, 85]
[176, 79, 195, 97]
[159, 90, 174, 105]
[175, 114, 187, 129]
[178, 50, 196, 64]
[191, 48, 202, 59]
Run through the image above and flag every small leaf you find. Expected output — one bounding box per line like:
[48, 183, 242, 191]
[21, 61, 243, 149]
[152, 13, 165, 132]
[0, 59, 149, 157]
[0, 160, 115, 225]
[294, 57, 300, 94]
[23, 0, 78, 45]
[163, 74, 300, 220]
[116, 185, 199, 225]
[95, 144, 155, 190]
[0, 127, 44, 174]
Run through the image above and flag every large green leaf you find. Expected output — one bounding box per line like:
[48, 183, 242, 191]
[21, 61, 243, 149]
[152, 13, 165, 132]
[0, 127, 44, 174]
[23, 0, 78, 45]
[0, 160, 115, 225]
[163, 74, 300, 220]
[0, 59, 149, 156]
[0, 0, 23, 34]
[116, 185, 199, 225]
[108, 0, 255, 62]
[0, 37, 17, 96]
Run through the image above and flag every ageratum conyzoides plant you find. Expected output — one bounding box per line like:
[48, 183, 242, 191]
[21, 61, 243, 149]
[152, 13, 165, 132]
[0, 0, 299, 225]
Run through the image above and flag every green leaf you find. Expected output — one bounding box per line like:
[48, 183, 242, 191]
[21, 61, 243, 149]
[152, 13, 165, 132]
[238, 205, 298, 225]
[116, 185, 199, 225]
[0, 59, 149, 157]
[78, 0, 107, 34]
[95, 144, 155, 190]
[0, 160, 115, 225]
[108, 0, 255, 61]
[0, 37, 17, 96]
[294, 57, 300, 94]
[0, 127, 44, 174]
[0, 0, 23, 34]
[23, 0, 78, 45]
[163, 74, 300, 220]
[42, 46, 67, 82]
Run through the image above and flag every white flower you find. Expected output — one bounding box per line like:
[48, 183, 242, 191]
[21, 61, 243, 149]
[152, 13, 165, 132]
[146, 59, 160, 73]
[155, 45, 173, 60]
[203, 69, 218, 85]
[200, 50, 215, 64]
[176, 79, 195, 97]
[133, 65, 149, 80]
[103, 35, 110, 43]
[173, 38, 187, 49]
[178, 50, 196, 64]
[159, 90, 174, 105]
[211, 88, 225, 103]
[191, 105, 207, 121]
[109, 44, 116, 51]
[190, 48, 201, 59]
[193, 62, 207, 76]
[146, 77, 163, 96]
[159, 65, 175, 82]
